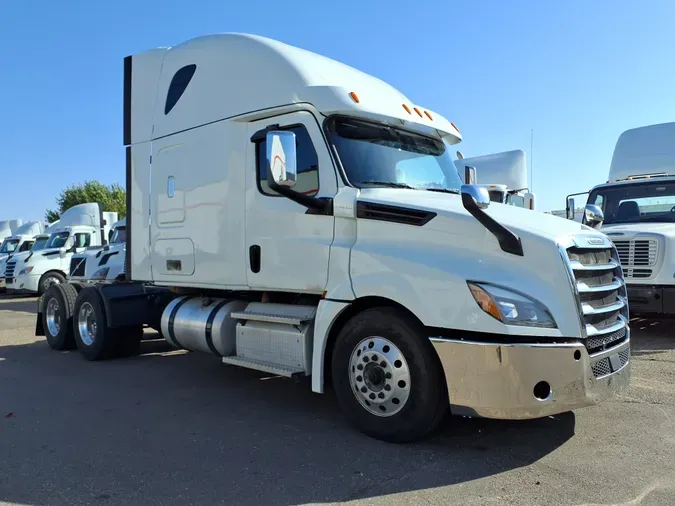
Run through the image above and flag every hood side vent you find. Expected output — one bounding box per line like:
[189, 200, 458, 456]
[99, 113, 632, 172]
[356, 202, 436, 226]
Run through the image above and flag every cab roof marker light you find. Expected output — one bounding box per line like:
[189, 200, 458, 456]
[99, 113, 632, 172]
[424, 110, 433, 120]
[451, 122, 460, 133]
[413, 107, 424, 118]
[402, 104, 412, 114]
[349, 91, 360, 103]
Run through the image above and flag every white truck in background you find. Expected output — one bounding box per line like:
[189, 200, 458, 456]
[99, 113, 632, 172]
[6, 204, 118, 295]
[0, 221, 45, 290]
[454, 150, 536, 210]
[566, 121, 675, 317]
[68, 218, 127, 283]
[1, 222, 59, 292]
[0, 220, 24, 244]
[36, 33, 630, 443]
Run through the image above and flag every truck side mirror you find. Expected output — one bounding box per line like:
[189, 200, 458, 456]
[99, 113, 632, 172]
[464, 166, 477, 185]
[584, 204, 604, 229]
[566, 197, 575, 220]
[266, 131, 297, 189]
[524, 192, 535, 210]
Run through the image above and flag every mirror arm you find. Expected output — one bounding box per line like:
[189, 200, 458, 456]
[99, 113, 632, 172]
[267, 180, 333, 215]
[461, 192, 524, 256]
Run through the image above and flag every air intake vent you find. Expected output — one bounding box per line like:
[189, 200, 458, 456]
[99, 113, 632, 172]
[356, 202, 436, 226]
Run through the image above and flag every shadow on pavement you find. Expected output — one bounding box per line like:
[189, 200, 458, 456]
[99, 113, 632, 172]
[0, 334, 576, 506]
[0, 298, 38, 314]
[629, 317, 675, 358]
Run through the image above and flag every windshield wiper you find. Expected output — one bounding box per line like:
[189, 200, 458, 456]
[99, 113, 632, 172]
[360, 181, 417, 189]
[425, 188, 460, 194]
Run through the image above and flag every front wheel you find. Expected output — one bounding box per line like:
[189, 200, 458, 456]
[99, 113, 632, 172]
[38, 271, 66, 296]
[331, 307, 448, 443]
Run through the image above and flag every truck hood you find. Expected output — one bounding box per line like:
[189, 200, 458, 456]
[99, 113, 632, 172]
[357, 188, 591, 242]
[601, 222, 675, 239]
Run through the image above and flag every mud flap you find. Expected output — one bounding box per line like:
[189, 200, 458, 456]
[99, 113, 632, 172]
[35, 295, 45, 336]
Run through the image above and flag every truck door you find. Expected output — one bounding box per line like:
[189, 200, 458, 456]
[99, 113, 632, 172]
[245, 111, 337, 293]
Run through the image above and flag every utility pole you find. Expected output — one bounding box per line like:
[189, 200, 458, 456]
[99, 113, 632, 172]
[530, 129, 534, 192]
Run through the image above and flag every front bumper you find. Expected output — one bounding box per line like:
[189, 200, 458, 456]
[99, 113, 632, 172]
[626, 285, 675, 316]
[5, 273, 40, 295]
[430, 332, 631, 420]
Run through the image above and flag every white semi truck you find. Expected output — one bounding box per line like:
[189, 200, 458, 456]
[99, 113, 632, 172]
[36, 33, 630, 443]
[6, 204, 118, 295]
[455, 150, 536, 210]
[68, 218, 127, 283]
[0, 219, 24, 244]
[566, 121, 675, 316]
[0, 221, 45, 290]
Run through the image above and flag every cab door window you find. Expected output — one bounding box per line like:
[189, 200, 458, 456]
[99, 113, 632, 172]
[255, 125, 319, 197]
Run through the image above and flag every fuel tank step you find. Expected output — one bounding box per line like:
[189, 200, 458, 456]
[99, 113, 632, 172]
[221, 356, 305, 377]
[230, 302, 316, 325]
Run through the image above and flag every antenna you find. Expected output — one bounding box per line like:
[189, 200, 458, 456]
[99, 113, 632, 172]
[530, 129, 534, 192]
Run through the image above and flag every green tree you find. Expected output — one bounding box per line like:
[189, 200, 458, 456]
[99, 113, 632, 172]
[46, 181, 126, 223]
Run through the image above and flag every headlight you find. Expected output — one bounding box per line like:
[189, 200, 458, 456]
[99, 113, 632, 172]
[19, 267, 34, 275]
[91, 267, 109, 280]
[468, 282, 557, 328]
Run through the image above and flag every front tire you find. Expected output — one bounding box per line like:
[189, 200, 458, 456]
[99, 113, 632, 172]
[38, 271, 66, 296]
[331, 307, 448, 443]
[41, 284, 78, 350]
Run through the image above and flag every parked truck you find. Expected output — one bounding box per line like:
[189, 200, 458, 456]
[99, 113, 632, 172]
[566, 121, 675, 316]
[68, 218, 127, 283]
[36, 33, 630, 443]
[455, 150, 536, 210]
[6, 204, 117, 295]
[0, 219, 24, 244]
[0, 221, 45, 290]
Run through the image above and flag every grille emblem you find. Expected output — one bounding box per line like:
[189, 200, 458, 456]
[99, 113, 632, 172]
[586, 236, 605, 246]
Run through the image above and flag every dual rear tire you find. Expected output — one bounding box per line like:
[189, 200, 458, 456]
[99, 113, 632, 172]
[41, 284, 143, 360]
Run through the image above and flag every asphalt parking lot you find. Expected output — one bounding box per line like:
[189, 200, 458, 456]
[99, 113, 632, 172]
[0, 295, 674, 506]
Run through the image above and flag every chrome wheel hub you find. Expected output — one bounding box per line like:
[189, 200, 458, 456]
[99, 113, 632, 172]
[349, 337, 411, 417]
[46, 298, 61, 336]
[77, 302, 97, 346]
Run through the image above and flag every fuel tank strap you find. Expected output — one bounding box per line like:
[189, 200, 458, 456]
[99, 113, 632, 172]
[204, 299, 230, 357]
[167, 296, 191, 349]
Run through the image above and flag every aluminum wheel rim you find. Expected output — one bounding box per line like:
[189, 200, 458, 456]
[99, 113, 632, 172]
[46, 298, 60, 336]
[77, 302, 97, 346]
[45, 276, 61, 288]
[349, 336, 411, 417]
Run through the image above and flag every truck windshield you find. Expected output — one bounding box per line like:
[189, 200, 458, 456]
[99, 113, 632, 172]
[45, 232, 70, 249]
[31, 237, 49, 251]
[110, 226, 126, 244]
[0, 239, 19, 253]
[588, 180, 675, 224]
[326, 116, 463, 192]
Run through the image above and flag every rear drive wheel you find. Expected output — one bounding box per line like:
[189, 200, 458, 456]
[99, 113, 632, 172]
[41, 284, 78, 350]
[331, 307, 448, 443]
[38, 271, 66, 296]
[72, 287, 118, 361]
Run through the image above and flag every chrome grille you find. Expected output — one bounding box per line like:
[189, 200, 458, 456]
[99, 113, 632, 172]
[611, 238, 658, 279]
[5, 260, 16, 278]
[591, 347, 630, 379]
[564, 242, 629, 352]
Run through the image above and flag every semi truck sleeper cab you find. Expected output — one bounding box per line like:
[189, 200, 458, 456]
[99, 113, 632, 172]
[36, 33, 630, 443]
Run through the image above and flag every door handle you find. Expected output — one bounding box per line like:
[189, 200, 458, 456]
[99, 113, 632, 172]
[249, 245, 261, 273]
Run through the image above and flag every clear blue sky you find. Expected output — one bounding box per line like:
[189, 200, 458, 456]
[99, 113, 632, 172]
[1, 0, 674, 221]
